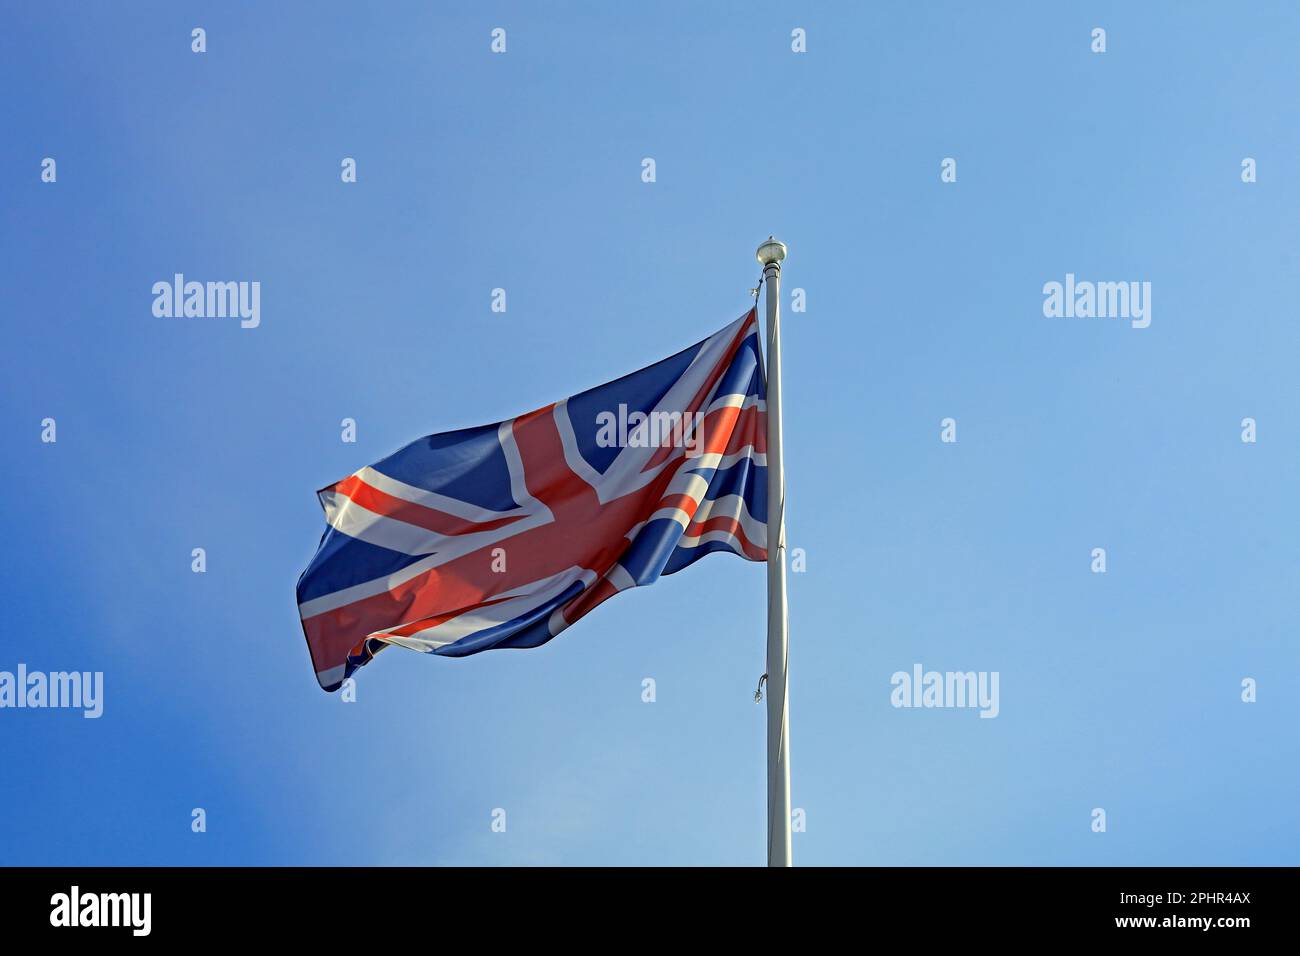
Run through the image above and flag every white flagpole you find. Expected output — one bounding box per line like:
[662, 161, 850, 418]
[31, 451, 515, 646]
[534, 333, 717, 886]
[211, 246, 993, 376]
[756, 236, 791, 867]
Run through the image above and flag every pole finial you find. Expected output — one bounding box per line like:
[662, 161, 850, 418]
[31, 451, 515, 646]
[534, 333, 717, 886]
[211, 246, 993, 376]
[756, 236, 787, 266]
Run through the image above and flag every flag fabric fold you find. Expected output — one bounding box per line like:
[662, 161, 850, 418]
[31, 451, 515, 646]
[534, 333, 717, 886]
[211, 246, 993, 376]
[296, 309, 768, 691]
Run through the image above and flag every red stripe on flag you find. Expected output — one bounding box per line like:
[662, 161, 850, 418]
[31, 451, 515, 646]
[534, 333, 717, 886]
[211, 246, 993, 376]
[332, 474, 525, 536]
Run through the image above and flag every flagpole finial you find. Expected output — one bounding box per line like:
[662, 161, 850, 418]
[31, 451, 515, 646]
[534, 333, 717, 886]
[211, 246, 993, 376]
[756, 236, 787, 266]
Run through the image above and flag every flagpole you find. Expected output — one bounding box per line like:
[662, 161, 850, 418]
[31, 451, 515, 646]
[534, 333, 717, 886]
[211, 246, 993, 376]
[756, 236, 791, 867]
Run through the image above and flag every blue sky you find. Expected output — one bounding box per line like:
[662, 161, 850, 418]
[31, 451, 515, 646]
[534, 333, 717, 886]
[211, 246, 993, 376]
[2, 1, 1298, 865]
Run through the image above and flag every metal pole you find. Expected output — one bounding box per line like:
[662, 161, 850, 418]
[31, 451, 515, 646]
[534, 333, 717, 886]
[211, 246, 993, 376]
[756, 236, 791, 867]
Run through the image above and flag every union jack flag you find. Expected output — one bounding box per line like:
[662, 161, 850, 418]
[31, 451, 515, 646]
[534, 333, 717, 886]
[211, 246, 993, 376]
[296, 310, 768, 690]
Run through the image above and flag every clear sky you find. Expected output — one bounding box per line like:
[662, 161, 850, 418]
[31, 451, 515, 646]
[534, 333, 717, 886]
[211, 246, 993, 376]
[3, 2, 1298, 866]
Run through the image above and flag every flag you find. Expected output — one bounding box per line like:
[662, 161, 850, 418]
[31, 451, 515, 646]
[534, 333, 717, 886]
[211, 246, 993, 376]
[296, 310, 768, 690]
